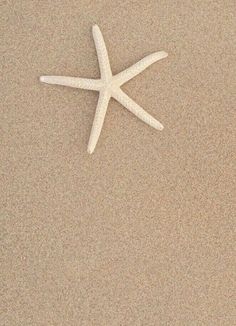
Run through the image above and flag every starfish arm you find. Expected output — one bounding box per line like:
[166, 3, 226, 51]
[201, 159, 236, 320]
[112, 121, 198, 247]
[40, 76, 102, 91]
[112, 89, 164, 130]
[87, 90, 111, 154]
[114, 51, 168, 86]
[92, 25, 112, 81]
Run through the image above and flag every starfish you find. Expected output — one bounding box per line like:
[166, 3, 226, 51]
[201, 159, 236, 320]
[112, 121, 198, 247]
[40, 25, 168, 154]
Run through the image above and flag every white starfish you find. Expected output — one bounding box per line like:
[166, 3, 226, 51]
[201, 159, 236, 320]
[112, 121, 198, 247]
[40, 25, 168, 154]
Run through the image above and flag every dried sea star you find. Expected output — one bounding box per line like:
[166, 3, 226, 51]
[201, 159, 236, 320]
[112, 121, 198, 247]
[40, 25, 168, 153]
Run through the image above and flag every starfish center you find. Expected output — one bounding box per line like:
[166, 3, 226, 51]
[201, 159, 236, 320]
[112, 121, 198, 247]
[101, 78, 119, 93]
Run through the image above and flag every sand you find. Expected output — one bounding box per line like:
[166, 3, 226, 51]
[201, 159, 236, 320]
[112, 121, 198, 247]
[1, 1, 235, 325]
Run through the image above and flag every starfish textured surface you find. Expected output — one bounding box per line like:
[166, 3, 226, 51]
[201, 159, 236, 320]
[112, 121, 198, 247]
[40, 25, 168, 154]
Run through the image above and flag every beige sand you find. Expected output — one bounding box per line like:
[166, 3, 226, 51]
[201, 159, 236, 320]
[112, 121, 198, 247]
[1, 1, 235, 325]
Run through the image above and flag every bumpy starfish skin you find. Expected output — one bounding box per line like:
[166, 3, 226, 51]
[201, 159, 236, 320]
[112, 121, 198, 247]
[40, 25, 168, 154]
